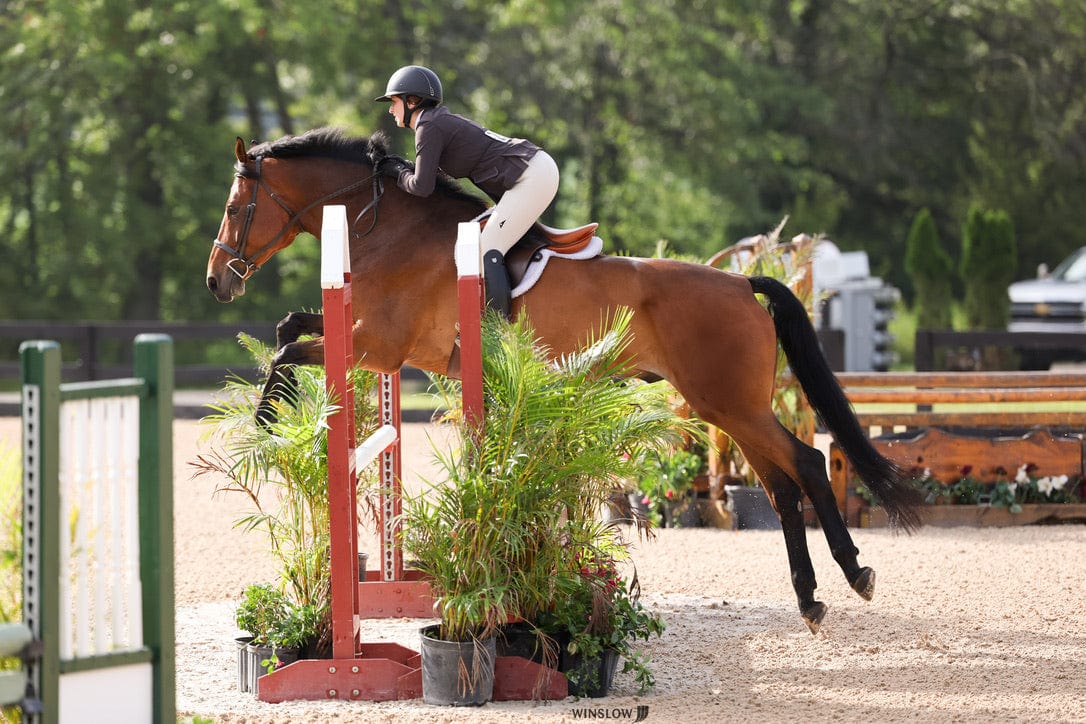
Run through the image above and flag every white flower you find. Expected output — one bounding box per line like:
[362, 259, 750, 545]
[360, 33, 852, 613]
[1007, 482, 1017, 496]
[1052, 475, 1069, 491]
[1037, 477, 1055, 496]
[1015, 464, 1031, 484]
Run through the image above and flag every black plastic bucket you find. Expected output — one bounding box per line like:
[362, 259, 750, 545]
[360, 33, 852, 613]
[419, 625, 496, 706]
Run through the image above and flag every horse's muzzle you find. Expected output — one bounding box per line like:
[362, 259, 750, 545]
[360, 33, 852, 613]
[207, 272, 244, 303]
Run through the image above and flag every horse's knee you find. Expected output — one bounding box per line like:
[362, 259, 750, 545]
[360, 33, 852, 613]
[276, 311, 323, 349]
[272, 339, 320, 368]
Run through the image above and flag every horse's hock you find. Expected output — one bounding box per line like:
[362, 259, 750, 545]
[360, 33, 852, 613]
[829, 370, 1086, 527]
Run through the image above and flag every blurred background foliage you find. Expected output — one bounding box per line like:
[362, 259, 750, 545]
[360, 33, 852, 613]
[2, 0, 1085, 322]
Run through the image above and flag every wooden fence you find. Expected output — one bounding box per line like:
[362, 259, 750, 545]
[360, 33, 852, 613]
[829, 370, 1086, 526]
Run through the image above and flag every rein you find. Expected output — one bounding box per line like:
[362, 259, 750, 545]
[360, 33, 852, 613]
[214, 156, 384, 279]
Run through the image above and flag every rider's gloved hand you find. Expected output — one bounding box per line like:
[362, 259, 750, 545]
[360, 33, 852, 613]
[377, 155, 414, 178]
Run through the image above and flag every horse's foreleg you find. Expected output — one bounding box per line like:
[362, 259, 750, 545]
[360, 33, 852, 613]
[256, 336, 326, 426]
[275, 311, 324, 350]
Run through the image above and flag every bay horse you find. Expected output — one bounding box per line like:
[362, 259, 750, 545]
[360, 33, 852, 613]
[206, 127, 921, 634]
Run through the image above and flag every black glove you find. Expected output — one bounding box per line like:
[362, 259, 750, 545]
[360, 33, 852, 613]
[377, 154, 414, 178]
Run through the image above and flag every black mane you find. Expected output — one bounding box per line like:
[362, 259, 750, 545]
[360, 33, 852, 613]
[238, 127, 484, 207]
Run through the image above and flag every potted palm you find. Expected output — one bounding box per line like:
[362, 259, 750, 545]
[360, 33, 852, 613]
[402, 310, 695, 705]
[191, 333, 381, 691]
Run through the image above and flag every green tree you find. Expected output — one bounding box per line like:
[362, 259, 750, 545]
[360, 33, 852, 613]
[960, 205, 1017, 330]
[1, 1, 1085, 328]
[904, 208, 955, 330]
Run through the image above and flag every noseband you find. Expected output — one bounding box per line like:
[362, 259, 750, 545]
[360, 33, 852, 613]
[213, 155, 384, 280]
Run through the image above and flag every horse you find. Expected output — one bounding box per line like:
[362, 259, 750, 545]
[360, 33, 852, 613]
[206, 127, 921, 634]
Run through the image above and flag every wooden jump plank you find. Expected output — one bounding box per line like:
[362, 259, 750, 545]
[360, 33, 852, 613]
[846, 387, 1086, 404]
[834, 371, 1086, 388]
[854, 410, 1086, 429]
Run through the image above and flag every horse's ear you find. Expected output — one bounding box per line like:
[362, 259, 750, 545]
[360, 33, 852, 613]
[234, 137, 247, 163]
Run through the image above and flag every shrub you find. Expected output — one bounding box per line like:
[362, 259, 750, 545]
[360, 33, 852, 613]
[904, 207, 955, 330]
[960, 205, 1017, 330]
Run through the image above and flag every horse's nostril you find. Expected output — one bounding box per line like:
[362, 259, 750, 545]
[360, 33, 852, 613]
[207, 276, 217, 292]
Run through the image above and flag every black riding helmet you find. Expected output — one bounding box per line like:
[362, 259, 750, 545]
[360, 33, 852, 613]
[375, 65, 443, 104]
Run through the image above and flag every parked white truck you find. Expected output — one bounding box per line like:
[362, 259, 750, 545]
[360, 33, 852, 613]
[1007, 246, 1086, 367]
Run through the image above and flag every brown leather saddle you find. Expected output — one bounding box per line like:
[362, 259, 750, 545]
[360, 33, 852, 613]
[444, 216, 598, 377]
[479, 216, 599, 287]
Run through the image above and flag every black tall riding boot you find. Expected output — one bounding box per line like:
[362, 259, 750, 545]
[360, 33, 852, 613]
[482, 249, 512, 320]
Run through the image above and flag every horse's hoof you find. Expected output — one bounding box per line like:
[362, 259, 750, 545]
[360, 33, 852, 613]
[850, 566, 876, 601]
[802, 601, 828, 635]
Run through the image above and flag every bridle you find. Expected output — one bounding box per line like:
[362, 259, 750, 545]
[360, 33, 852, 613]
[213, 155, 385, 280]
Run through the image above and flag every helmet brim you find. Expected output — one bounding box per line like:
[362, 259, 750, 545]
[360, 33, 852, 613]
[375, 94, 393, 102]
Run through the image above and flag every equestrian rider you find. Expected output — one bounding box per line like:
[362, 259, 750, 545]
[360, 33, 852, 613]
[375, 65, 559, 318]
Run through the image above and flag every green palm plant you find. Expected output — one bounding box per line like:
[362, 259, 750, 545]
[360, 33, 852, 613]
[403, 309, 698, 643]
[191, 333, 380, 652]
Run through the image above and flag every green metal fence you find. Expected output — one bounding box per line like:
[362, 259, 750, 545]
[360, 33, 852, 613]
[18, 335, 174, 724]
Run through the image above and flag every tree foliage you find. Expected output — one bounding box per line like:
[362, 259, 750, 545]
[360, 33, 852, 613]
[960, 205, 1017, 330]
[904, 208, 954, 330]
[2, 0, 1084, 322]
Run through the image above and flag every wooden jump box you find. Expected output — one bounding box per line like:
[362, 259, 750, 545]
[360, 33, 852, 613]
[828, 371, 1086, 527]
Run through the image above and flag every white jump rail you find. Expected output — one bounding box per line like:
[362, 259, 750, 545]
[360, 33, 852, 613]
[355, 424, 399, 470]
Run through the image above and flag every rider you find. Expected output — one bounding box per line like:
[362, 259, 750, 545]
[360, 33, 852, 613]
[375, 64, 559, 318]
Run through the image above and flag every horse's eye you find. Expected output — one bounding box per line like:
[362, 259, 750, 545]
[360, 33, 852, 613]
[227, 206, 239, 216]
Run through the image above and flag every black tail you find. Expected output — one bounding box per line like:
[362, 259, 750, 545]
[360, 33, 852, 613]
[749, 276, 922, 531]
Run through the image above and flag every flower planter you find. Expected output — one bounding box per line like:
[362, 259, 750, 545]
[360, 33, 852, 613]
[663, 494, 702, 528]
[247, 643, 299, 696]
[601, 491, 634, 524]
[235, 636, 254, 692]
[419, 625, 496, 706]
[561, 647, 620, 698]
[358, 551, 369, 582]
[861, 503, 1086, 528]
[626, 493, 650, 522]
[496, 622, 564, 666]
[725, 485, 781, 530]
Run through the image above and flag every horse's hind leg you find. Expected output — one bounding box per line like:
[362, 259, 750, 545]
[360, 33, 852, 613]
[737, 444, 827, 633]
[732, 420, 876, 631]
[794, 438, 876, 601]
[757, 429, 876, 595]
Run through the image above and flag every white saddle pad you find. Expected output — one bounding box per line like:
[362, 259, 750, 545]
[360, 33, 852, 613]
[511, 236, 604, 299]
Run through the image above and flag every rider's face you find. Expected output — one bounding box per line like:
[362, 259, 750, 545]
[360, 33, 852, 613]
[388, 96, 416, 128]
